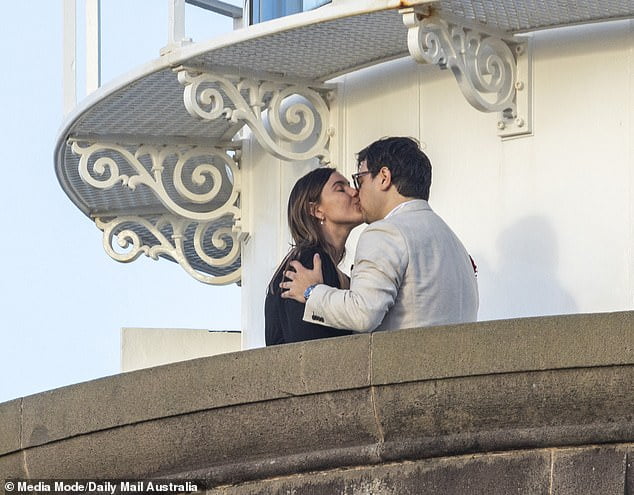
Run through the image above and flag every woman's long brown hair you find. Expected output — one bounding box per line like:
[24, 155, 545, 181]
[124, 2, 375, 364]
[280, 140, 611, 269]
[267, 167, 339, 295]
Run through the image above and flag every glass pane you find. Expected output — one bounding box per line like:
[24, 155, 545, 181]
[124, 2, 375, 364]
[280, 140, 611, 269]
[251, 0, 331, 23]
[303, 0, 331, 10]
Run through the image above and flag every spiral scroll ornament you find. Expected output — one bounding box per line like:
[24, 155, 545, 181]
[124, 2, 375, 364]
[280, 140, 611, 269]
[178, 70, 332, 163]
[96, 215, 246, 285]
[72, 141, 241, 222]
[403, 11, 517, 113]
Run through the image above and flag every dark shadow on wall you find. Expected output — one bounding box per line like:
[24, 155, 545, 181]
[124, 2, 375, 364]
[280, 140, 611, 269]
[475, 216, 578, 321]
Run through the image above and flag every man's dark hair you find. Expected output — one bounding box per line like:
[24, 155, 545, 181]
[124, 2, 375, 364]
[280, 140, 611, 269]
[356, 136, 432, 200]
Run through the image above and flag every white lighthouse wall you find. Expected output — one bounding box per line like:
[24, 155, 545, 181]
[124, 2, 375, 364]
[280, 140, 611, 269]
[242, 20, 634, 348]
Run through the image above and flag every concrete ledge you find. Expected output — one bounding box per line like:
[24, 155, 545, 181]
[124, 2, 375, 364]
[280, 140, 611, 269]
[0, 399, 20, 455]
[0, 311, 632, 488]
[12, 333, 372, 451]
[206, 445, 633, 494]
[376, 366, 634, 461]
[372, 311, 634, 384]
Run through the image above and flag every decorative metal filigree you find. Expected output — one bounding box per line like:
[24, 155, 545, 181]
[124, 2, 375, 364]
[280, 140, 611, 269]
[177, 69, 332, 163]
[96, 214, 246, 285]
[72, 141, 241, 222]
[403, 11, 517, 113]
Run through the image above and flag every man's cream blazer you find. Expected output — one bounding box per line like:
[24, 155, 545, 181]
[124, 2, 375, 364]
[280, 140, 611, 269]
[303, 200, 478, 332]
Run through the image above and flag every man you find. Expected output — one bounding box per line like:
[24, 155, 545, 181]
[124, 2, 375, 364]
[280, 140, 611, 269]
[280, 136, 478, 332]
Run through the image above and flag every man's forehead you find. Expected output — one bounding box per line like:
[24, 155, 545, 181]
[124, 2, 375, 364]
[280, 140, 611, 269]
[358, 159, 368, 171]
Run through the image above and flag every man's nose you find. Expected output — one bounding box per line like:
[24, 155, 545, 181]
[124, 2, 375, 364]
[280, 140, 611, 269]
[348, 186, 358, 197]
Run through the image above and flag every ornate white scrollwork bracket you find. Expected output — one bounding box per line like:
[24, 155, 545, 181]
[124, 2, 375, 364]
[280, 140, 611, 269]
[71, 140, 242, 222]
[177, 68, 333, 162]
[96, 214, 246, 285]
[402, 7, 532, 138]
[71, 139, 246, 284]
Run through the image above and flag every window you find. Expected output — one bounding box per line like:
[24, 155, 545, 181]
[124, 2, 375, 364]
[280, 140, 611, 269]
[250, 0, 331, 24]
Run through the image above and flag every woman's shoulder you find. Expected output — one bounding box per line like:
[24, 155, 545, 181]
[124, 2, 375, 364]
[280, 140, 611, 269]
[300, 246, 342, 288]
[269, 246, 328, 290]
[296, 245, 333, 269]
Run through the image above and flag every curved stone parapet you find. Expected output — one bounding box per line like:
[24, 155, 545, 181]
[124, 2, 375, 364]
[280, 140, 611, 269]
[1, 312, 633, 493]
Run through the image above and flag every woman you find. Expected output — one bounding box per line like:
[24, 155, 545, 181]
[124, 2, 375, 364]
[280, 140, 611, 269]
[265, 167, 364, 345]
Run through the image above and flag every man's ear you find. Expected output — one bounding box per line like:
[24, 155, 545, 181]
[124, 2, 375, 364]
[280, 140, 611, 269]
[378, 166, 392, 191]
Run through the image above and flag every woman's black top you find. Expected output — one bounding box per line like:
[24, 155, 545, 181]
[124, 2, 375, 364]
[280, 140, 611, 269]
[265, 246, 354, 346]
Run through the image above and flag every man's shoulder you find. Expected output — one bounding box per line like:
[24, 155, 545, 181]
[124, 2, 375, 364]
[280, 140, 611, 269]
[356, 218, 407, 255]
[362, 217, 402, 235]
[370, 200, 432, 230]
[392, 199, 431, 217]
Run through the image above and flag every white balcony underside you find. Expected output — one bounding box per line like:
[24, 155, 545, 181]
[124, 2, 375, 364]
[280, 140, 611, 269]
[54, 0, 634, 279]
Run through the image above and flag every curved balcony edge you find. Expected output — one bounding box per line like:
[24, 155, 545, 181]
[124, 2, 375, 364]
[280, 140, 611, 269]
[0, 311, 632, 487]
[53, 1, 417, 219]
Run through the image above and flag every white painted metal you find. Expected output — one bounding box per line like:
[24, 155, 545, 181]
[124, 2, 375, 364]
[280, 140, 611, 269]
[185, 0, 244, 28]
[54, 0, 634, 290]
[63, 0, 76, 115]
[177, 69, 333, 163]
[85, 0, 101, 94]
[186, 0, 243, 19]
[55, 0, 438, 218]
[70, 140, 241, 222]
[163, 0, 192, 55]
[404, 10, 517, 111]
[170, 0, 187, 44]
[436, 0, 634, 33]
[69, 139, 244, 283]
[402, 7, 531, 135]
[497, 37, 532, 138]
[96, 214, 245, 284]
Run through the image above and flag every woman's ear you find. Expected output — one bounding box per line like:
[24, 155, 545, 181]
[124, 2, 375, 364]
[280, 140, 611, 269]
[309, 201, 324, 221]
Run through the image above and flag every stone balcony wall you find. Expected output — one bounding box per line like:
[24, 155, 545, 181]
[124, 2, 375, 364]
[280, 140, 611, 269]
[1, 312, 632, 494]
